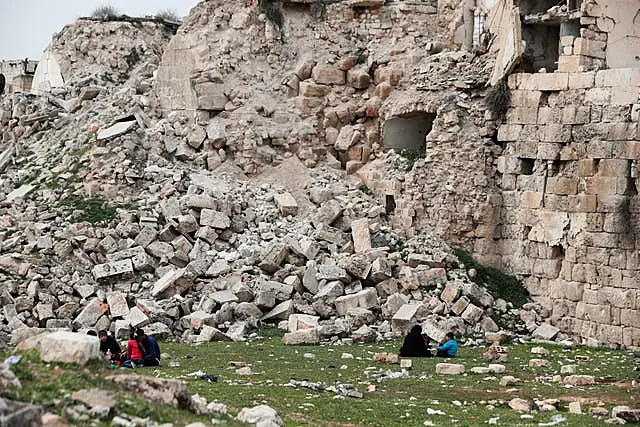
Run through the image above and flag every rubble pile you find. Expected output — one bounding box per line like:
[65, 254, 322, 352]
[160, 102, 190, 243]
[0, 1, 553, 351]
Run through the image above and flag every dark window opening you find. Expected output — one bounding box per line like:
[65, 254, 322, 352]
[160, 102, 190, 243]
[517, 0, 562, 15]
[520, 158, 535, 175]
[385, 195, 396, 215]
[0, 74, 5, 95]
[382, 112, 435, 156]
[550, 245, 565, 259]
[519, 24, 560, 72]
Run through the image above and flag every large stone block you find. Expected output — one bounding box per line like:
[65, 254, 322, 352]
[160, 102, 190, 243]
[435, 363, 465, 375]
[521, 73, 569, 91]
[18, 331, 101, 364]
[351, 218, 371, 253]
[391, 303, 420, 333]
[311, 65, 345, 85]
[92, 259, 134, 280]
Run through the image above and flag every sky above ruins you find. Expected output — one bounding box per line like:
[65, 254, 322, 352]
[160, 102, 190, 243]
[0, 0, 201, 60]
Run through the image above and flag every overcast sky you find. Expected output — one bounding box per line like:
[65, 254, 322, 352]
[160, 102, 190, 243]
[0, 0, 201, 60]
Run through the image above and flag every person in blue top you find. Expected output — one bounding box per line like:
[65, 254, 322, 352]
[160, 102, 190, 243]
[436, 332, 458, 357]
[135, 328, 161, 366]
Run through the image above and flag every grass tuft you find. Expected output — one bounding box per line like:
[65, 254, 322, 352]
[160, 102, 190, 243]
[454, 248, 529, 307]
[91, 5, 120, 20]
[485, 77, 511, 116]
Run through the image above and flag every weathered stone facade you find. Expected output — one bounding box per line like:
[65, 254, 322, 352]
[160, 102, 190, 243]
[481, 0, 640, 347]
[0, 60, 37, 94]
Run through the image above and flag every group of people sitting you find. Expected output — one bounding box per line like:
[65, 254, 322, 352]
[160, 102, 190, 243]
[89, 328, 161, 368]
[399, 325, 458, 358]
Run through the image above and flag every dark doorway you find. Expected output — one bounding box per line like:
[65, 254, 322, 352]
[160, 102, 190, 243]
[382, 112, 435, 155]
[0, 74, 5, 95]
[385, 195, 396, 215]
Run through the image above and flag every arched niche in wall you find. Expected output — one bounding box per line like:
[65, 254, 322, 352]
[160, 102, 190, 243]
[382, 112, 436, 155]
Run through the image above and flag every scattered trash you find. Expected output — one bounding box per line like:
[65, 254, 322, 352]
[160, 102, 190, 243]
[488, 417, 499, 424]
[538, 414, 567, 426]
[189, 370, 218, 382]
[426, 408, 445, 415]
[3, 356, 21, 365]
[168, 361, 181, 367]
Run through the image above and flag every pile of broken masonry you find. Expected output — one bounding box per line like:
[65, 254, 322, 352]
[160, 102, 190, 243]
[0, 13, 562, 354]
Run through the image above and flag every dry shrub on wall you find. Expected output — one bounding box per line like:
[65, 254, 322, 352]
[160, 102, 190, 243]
[91, 5, 121, 20]
[155, 9, 181, 22]
[485, 77, 511, 117]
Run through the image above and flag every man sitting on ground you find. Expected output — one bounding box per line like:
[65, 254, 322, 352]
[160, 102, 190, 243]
[98, 330, 121, 361]
[136, 328, 161, 366]
[436, 332, 458, 357]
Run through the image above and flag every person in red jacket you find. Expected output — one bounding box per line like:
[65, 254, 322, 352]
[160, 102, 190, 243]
[121, 330, 144, 368]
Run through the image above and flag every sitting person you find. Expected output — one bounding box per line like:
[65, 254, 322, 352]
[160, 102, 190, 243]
[98, 330, 121, 361]
[136, 328, 161, 366]
[121, 330, 145, 368]
[436, 332, 458, 357]
[399, 325, 433, 357]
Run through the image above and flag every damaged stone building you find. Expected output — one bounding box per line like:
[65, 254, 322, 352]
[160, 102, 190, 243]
[0, 0, 638, 350]
[0, 59, 37, 94]
[485, 0, 640, 347]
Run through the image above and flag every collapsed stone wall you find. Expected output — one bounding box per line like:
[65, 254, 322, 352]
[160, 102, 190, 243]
[488, 68, 640, 347]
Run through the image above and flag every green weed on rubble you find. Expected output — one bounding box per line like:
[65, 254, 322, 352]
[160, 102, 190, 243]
[1, 331, 637, 426]
[58, 196, 135, 224]
[399, 148, 425, 172]
[454, 248, 529, 307]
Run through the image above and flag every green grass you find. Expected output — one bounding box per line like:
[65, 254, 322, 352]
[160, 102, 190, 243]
[58, 196, 135, 224]
[454, 249, 529, 308]
[399, 148, 425, 172]
[2, 330, 637, 426]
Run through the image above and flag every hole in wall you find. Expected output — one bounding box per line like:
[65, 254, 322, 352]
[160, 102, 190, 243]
[520, 158, 535, 175]
[521, 24, 560, 72]
[517, 0, 562, 15]
[0, 74, 5, 95]
[385, 194, 396, 215]
[382, 112, 435, 155]
[550, 245, 565, 259]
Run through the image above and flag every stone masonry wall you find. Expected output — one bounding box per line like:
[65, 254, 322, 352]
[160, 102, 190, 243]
[488, 68, 640, 347]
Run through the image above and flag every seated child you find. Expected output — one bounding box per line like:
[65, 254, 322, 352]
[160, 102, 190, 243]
[121, 330, 145, 368]
[436, 332, 458, 357]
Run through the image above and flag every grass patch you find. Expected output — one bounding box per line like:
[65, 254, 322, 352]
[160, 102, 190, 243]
[399, 148, 425, 172]
[155, 9, 181, 21]
[454, 248, 529, 307]
[357, 183, 372, 195]
[1, 332, 637, 426]
[58, 196, 135, 224]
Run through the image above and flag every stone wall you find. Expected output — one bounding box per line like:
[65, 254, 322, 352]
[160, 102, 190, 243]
[0, 60, 37, 94]
[488, 68, 640, 347]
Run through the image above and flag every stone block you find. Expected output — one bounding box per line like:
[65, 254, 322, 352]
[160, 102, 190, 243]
[497, 124, 522, 141]
[282, 328, 319, 345]
[151, 268, 186, 297]
[435, 363, 465, 375]
[521, 191, 543, 209]
[584, 88, 611, 105]
[311, 65, 345, 85]
[261, 300, 293, 323]
[18, 331, 101, 365]
[391, 303, 420, 333]
[521, 73, 569, 91]
[316, 265, 349, 282]
[335, 294, 359, 316]
[199, 209, 230, 229]
[350, 218, 371, 253]
[288, 314, 319, 332]
[509, 90, 541, 107]
[532, 323, 559, 340]
[259, 243, 288, 273]
[441, 282, 461, 305]
[461, 303, 483, 324]
[106, 292, 129, 319]
[298, 81, 329, 97]
[127, 307, 150, 328]
[256, 280, 294, 301]
[506, 107, 538, 125]
[274, 192, 298, 216]
[558, 55, 583, 73]
[370, 258, 392, 282]
[73, 298, 108, 329]
[537, 143, 562, 160]
[541, 124, 572, 143]
[563, 375, 595, 386]
[91, 259, 133, 280]
[451, 296, 470, 315]
[347, 67, 371, 89]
